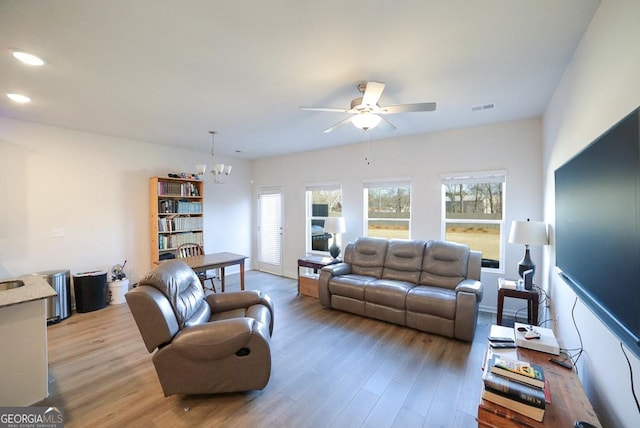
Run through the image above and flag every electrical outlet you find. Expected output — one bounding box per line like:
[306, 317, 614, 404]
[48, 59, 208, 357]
[51, 227, 65, 237]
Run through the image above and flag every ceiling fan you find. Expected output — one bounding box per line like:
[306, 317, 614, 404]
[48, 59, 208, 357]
[300, 81, 436, 133]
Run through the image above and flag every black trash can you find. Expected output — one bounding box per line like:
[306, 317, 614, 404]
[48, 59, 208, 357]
[73, 270, 108, 313]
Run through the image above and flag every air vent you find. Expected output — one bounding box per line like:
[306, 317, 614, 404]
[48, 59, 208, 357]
[471, 103, 495, 112]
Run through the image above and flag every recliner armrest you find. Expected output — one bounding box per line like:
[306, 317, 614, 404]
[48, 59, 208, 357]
[206, 290, 273, 314]
[206, 290, 274, 334]
[455, 279, 483, 302]
[171, 318, 260, 361]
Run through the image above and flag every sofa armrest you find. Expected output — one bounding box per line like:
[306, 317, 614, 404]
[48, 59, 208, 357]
[171, 318, 259, 361]
[454, 279, 483, 341]
[318, 263, 351, 307]
[322, 262, 351, 276]
[455, 279, 483, 302]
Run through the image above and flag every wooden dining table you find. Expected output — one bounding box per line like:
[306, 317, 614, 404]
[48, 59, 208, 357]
[180, 252, 248, 292]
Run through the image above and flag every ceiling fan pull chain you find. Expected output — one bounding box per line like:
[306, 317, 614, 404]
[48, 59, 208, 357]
[365, 130, 371, 166]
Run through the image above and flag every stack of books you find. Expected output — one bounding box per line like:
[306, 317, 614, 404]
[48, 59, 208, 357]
[481, 351, 549, 422]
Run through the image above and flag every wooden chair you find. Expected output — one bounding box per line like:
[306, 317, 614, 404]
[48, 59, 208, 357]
[176, 243, 217, 293]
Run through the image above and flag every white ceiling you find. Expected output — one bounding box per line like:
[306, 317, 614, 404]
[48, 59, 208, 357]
[0, 0, 601, 159]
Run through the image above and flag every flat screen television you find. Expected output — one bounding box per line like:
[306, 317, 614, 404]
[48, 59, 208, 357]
[555, 107, 640, 358]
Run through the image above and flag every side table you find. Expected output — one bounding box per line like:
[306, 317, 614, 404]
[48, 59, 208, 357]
[297, 256, 339, 295]
[497, 278, 539, 326]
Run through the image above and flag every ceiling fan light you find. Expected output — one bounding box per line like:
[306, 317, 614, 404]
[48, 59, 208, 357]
[352, 113, 381, 130]
[11, 50, 46, 66]
[7, 93, 31, 103]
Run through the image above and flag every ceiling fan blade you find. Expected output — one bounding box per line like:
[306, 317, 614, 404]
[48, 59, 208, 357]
[378, 116, 397, 131]
[381, 102, 436, 114]
[362, 82, 385, 106]
[300, 106, 350, 113]
[323, 117, 353, 133]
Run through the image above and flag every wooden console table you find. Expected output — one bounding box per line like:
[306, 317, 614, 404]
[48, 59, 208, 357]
[477, 345, 601, 427]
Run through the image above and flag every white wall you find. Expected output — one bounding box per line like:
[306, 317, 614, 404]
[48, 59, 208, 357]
[0, 117, 252, 285]
[543, 0, 640, 426]
[252, 118, 544, 315]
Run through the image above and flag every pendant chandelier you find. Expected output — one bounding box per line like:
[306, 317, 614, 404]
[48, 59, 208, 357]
[196, 131, 232, 184]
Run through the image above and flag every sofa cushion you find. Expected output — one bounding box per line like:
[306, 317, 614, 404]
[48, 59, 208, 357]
[328, 275, 374, 300]
[365, 279, 417, 309]
[420, 240, 470, 290]
[406, 285, 457, 320]
[346, 237, 388, 278]
[381, 239, 426, 283]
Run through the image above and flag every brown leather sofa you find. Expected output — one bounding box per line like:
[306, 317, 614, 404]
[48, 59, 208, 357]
[126, 260, 274, 396]
[318, 237, 482, 341]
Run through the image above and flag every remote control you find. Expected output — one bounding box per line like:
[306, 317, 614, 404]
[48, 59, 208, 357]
[490, 342, 517, 349]
[487, 336, 515, 343]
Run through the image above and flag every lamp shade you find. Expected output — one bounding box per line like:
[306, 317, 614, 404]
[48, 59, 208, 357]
[324, 217, 346, 234]
[508, 220, 548, 245]
[351, 113, 381, 130]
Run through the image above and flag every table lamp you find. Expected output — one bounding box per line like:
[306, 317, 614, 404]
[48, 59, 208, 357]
[324, 217, 346, 259]
[508, 219, 548, 288]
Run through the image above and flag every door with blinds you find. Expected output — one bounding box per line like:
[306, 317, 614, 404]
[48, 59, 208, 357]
[257, 187, 283, 275]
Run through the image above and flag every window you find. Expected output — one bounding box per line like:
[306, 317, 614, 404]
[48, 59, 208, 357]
[441, 171, 505, 269]
[364, 180, 411, 239]
[305, 183, 342, 254]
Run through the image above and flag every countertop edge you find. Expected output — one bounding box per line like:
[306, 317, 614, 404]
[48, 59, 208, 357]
[0, 275, 57, 309]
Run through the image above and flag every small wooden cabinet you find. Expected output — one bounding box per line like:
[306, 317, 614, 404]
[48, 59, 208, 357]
[297, 256, 339, 297]
[150, 176, 204, 265]
[299, 274, 319, 298]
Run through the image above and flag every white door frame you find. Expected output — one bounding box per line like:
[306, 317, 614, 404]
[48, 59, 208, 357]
[257, 186, 284, 275]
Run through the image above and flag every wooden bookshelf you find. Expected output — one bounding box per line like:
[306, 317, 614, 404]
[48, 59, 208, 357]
[477, 346, 601, 427]
[149, 176, 204, 265]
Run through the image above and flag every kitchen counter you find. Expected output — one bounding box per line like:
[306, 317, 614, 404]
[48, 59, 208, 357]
[0, 274, 57, 308]
[0, 274, 56, 406]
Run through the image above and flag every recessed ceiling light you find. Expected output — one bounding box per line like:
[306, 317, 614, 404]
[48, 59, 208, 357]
[7, 93, 31, 103]
[11, 50, 46, 66]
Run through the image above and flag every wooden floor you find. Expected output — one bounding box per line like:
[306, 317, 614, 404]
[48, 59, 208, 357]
[39, 271, 495, 428]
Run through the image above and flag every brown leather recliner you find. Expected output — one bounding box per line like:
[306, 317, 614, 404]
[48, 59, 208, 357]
[125, 260, 274, 396]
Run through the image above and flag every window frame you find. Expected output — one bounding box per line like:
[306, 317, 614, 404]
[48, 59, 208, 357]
[305, 182, 343, 255]
[440, 170, 506, 272]
[363, 179, 412, 240]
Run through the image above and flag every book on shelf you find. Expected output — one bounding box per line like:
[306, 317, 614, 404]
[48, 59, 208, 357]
[157, 180, 200, 197]
[487, 353, 546, 389]
[483, 370, 546, 409]
[481, 387, 545, 422]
